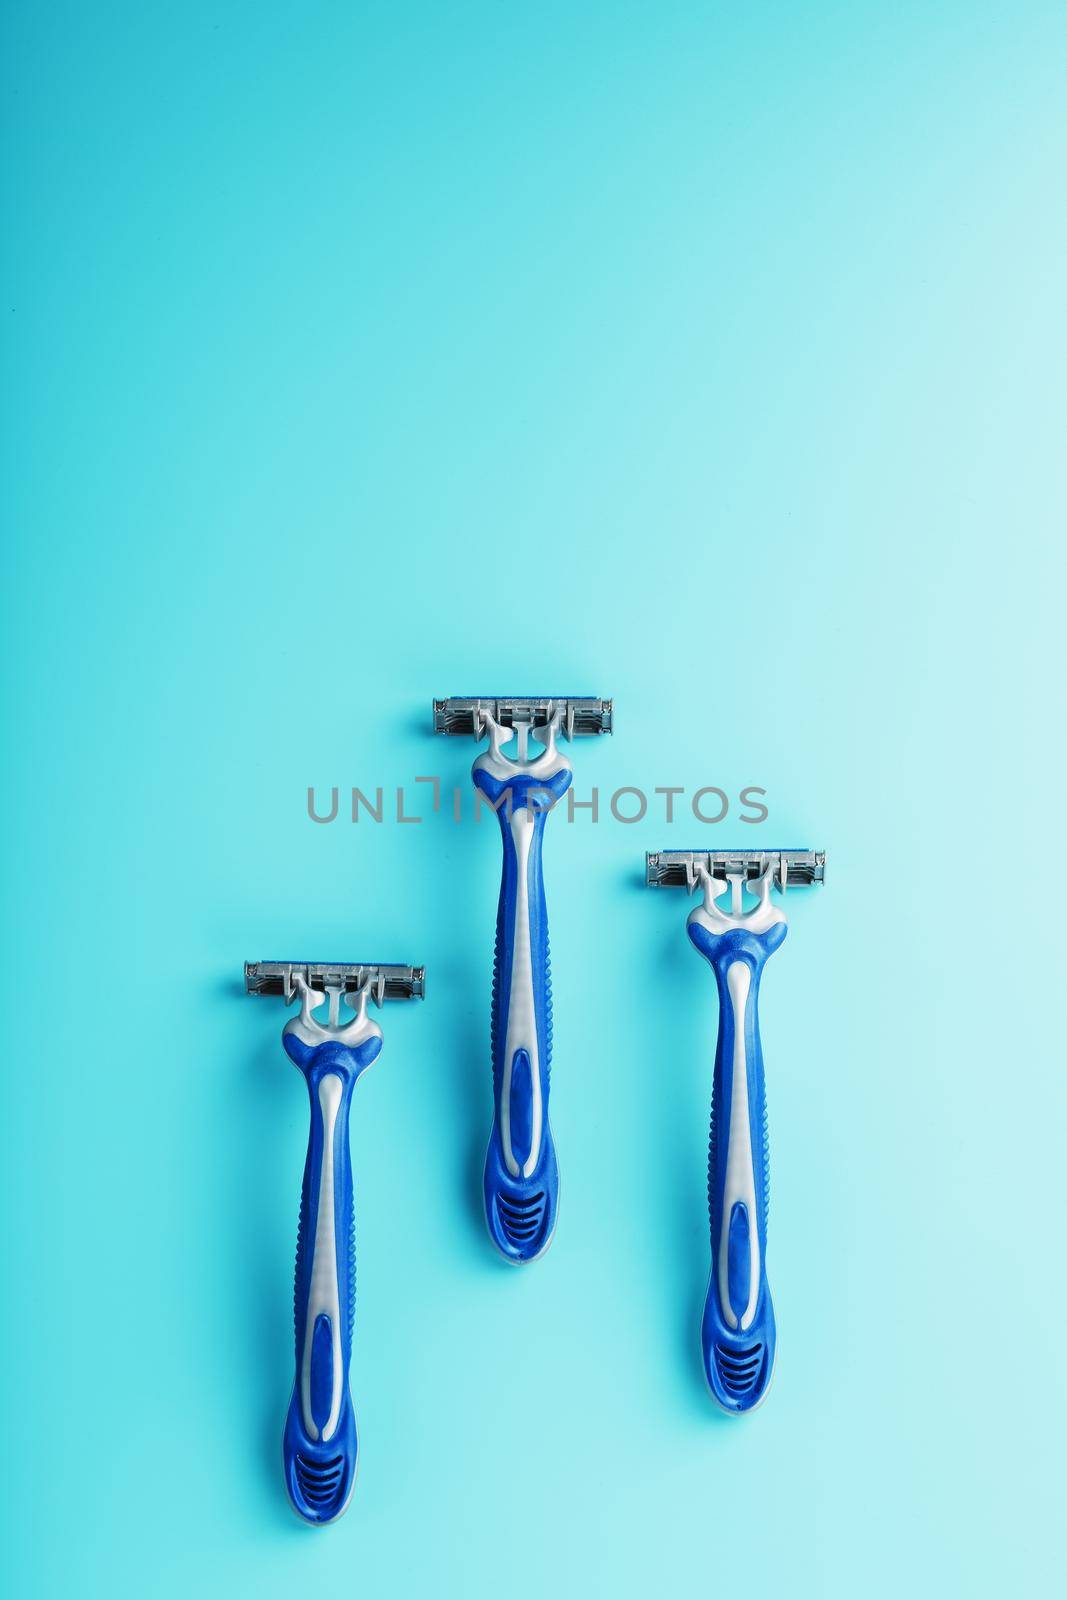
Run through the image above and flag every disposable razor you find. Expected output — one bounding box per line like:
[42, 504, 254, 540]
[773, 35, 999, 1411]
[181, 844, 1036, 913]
[645, 850, 825, 1413]
[434, 696, 613, 1262]
[244, 961, 425, 1523]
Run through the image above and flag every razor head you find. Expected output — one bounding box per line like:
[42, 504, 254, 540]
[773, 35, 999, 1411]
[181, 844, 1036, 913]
[433, 696, 613, 737]
[244, 962, 426, 1003]
[646, 849, 826, 890]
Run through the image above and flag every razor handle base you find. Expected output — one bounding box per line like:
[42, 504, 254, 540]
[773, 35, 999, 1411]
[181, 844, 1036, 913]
[688, 921, 787, 1413]
[475, 767, 571, 1263]
[281, 1035, 380, 1522]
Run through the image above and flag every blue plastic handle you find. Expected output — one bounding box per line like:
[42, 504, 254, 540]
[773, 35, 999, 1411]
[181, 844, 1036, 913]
[687, 918, 787, 1412]
[473, 764, 572, 1262]
[280, 1030, 382, 1522]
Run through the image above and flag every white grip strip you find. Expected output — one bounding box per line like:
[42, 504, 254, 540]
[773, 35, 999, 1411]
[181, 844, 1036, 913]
[301, 1072, 344, 1442]
[718, 961, 760, 1333]
[500, 806, 543, 1180]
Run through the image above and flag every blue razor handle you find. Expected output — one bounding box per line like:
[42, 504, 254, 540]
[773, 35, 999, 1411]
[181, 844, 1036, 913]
[473, 759, 573, 1263]
[687, 908, 786, 1413]
[280, 1006, 383, 1523]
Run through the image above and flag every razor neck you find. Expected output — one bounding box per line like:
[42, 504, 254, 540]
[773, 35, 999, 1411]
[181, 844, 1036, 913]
[472, 709, 572, 787]
[283, 975, 383, 1057]
[687, 866, 787, 941]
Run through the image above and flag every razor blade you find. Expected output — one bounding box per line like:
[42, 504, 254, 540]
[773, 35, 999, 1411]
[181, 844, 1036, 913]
[646, 849, 826, 891]
[433, 696, 613, 738]
[244, 961, 426, 1003]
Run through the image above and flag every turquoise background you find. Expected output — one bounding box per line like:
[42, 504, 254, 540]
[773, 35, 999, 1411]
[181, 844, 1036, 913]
[4, 3, 1065, 1595]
